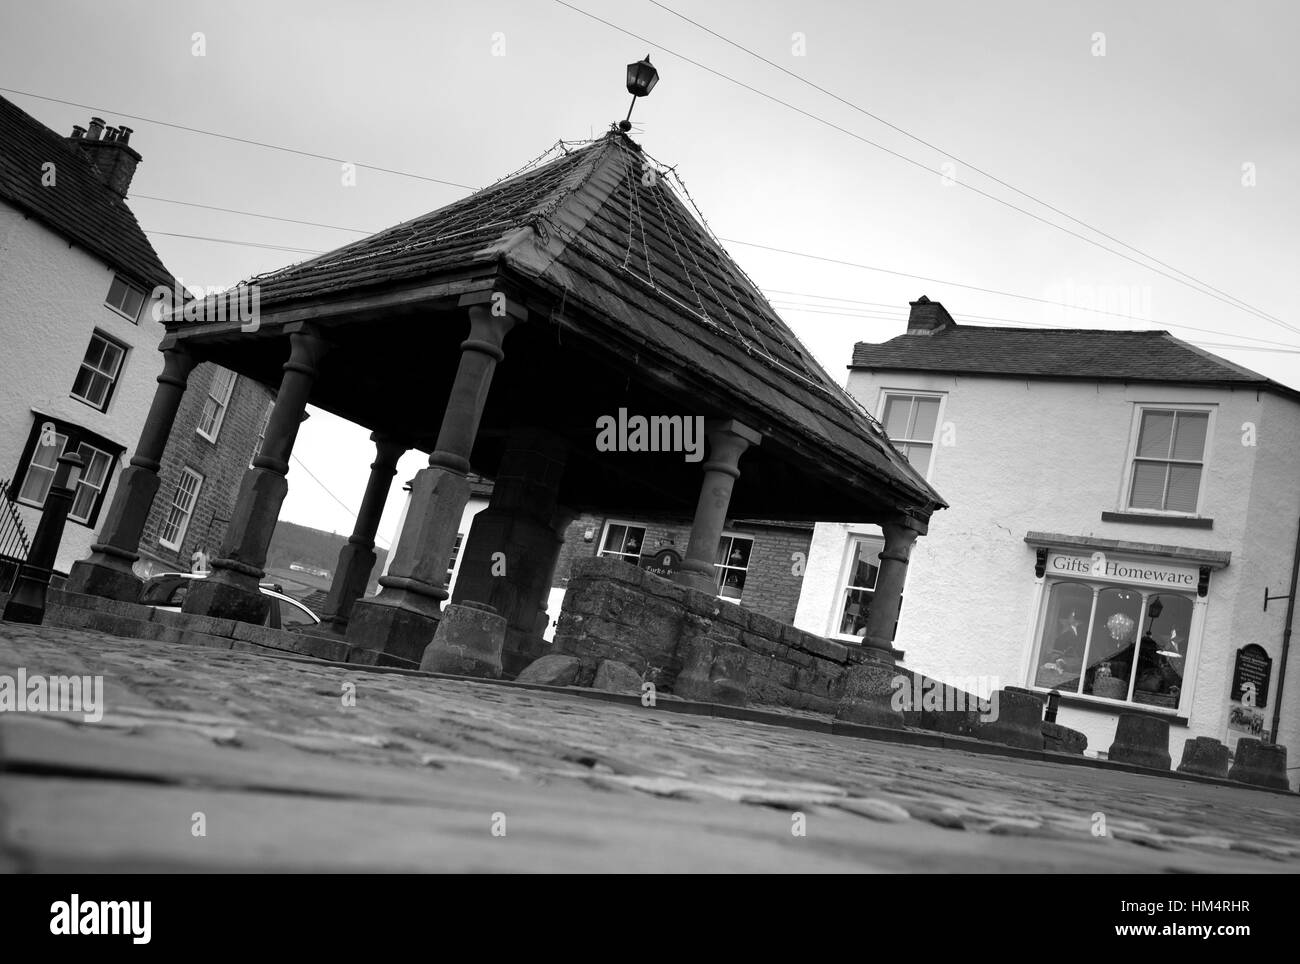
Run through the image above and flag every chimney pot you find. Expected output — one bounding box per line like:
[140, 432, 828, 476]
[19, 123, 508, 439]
[118, 126, 132, 144]
[70, 125, 86, 139]
[104, 127, 119, 142]
[906, 296, 956, 335]
[86, 117, 105, 140]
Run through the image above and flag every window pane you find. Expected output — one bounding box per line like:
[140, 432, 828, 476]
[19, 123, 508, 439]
[1083, 587, 1143, 700]
[1166, 464, 1201, 513]
[31, 435, 65, 470]
[121, 284, 144, 319]
[1129, 461, 1167, 510]
[70, 485, 95, 521]
[1035, 582, 1092, 692]
[88, 372, 110, 407]
[1135, 411, 1174, 458]
[106, 276, 128, 310]
[848, 540, 881, 591]
[1132, 594, 1191, 709]
[904, 443, 933, 476]
[718, 567, 746, 599]
[601, 524, 626, 554]
[882, 396, 912, 439]
[18, 465, 54, 504]
[100, 341, 124, 377]
[839, 588, 874, 637]
[71, 367, 95, 401]
[79, 447, 110, 487]
[1172, 412, 1208, 461]
[82, 336, 105, 370]
[912, 397, 940, 440]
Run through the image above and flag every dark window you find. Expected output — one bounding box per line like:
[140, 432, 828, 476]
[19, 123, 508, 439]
[105, 274, 146, 322]
[71, 331, 127, 411]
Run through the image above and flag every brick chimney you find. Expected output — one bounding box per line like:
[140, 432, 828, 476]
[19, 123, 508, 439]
[66, 117, 142, 198]
[906, 295, 956, 335]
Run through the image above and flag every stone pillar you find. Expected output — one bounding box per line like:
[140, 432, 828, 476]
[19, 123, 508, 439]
[859, 513, 927, 661]
[674, 420, 761, 595]
[316, 433, 406, 634]
[450, 427, 569, 675]
[348, 301, 520, 664]
[183, 328, 330, 623]
[66, 345, 197, 601]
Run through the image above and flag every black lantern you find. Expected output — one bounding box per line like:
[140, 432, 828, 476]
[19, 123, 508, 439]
[619, 55, 659, 131]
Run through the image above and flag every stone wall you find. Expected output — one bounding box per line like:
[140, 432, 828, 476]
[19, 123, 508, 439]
[551, 555, 867, 712]
[552, 514, 812, 625]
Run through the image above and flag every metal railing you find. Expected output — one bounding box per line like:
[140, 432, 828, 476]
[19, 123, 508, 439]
[0, 477, 32, 592]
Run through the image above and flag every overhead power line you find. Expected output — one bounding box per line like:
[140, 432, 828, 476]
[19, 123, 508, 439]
[0, 86, 475, 190]
[552, 2, 1296, 338]
[646, 0, 1280, 329]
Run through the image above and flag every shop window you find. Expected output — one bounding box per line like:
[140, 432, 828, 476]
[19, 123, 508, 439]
[881, 393, 941, 477]
[598, 521, 646, 564]
[105, 274, 146, 322]
[1127, 408, 1209, 514]
[714, 534, 753, 601]
[197, 367, 238, 441]
[159, 468, 203, 550]
[1034, 581, 1190, 709]
[835, 536, 884, 639]
[70, 331, 126, 411]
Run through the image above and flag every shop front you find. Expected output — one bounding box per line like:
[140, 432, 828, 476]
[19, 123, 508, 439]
[1022, 534, 1229, 736]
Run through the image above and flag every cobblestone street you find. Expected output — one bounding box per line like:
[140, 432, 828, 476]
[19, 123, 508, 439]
[2, 624, 1298, 873]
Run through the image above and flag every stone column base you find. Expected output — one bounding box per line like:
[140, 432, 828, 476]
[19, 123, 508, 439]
[834, 661, 906, 729]
[182, 570, 269, 625]
[1177, 736, 1231, 778]
[346, 595, 441, 665]
[420, 602, 505, 678]
[1228, 739, 1290, 790]
[65, 556, 143, 603]
[978, 687, 1046, 750]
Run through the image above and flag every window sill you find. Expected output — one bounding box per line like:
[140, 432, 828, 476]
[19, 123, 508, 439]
[195, 429, 221, 444]
[70, 393, 109, 413]
[1028, 685, 1188, 724]
[1101, 511, 1212, 530]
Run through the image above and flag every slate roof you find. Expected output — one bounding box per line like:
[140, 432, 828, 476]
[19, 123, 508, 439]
[852, 324, 1298, 398]
[0, 95, 172, 291]
[250, 131, 943, 512]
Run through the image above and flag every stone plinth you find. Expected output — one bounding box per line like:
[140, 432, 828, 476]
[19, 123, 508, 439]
[1108, 713, 1171, 771]
[420, 601, 505, 679]
[834, 659, 906, 729]
[1042, 722, 1088, 755]
[978, 687, 1045, 750]
[1177, 737, 1231, 779]
[1228, 739, 1290, 791]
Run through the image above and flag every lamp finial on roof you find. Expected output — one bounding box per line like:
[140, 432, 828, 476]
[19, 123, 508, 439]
[619, 54, 660, 132]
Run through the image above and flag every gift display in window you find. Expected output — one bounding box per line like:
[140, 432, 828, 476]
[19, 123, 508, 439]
[1083, 589, 1141, 699]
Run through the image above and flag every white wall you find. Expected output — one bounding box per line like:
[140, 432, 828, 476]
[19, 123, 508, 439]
[797, 365, 1300, 768]
[0, 201, 168, 573]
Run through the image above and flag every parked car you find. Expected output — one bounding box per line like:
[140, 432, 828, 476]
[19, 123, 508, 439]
[141, 572, 320, 630]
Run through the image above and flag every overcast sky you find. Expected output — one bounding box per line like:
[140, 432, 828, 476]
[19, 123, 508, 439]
[3, 0, 1297, 548]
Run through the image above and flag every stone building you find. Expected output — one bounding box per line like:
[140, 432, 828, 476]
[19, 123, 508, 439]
[68, 130, 944, 719]
[796, 297, 1300, 766]
[135, 363, 274, 577]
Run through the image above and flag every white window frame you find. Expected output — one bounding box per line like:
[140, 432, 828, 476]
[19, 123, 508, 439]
[249, 402, 273, 468]
[714, 532, 755, 602]
[596, 520, 647, 564]
[104, 274, 146, 323]
[67, 442, 113, 524]
[877, 390, 945, 480]
[829, 533, 886, 642]
[197, 368, 238, 442]
[17, 430, 70, 508]
[159, 468, 203, 551]
[70, 331, 126, 412]
[1120, 404, 1215, 517]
